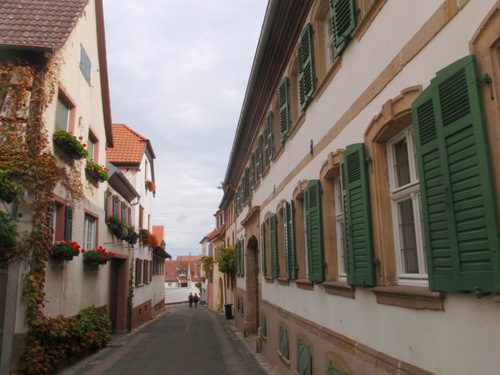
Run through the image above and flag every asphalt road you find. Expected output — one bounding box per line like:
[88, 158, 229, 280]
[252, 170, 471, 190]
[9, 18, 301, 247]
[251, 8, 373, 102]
[58, 304, 274, 375]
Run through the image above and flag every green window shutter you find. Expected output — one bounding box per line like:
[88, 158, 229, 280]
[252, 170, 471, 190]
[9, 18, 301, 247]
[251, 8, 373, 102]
[244, 168, 249, 200]
[279, 76, 291, 142]
[241, 237, 245, 276]
[298, 23, 316, 111]
[284, 201, 297, 280]
[104, 189, 109, 220]
[297, 342, 312, 375]
[270, 214, 279, 278]
[113, 195, 119, 216]
[55, 97, 69, 131]
[328, 365, 345, 375]
[256, 135, 264, 178]
[260, 314, 267, 337]
[250, 154, 255, 191]
[279, 327, 289, 360]
[261, 222, 267, 276]
[265, 111, 274, 166]
[64, 206, 73, 241]
[121, 202, 126, 223]
[236, 240, 240, 275]
[412, 54, 500, 293]
[305, 180, 324, 283]
[329, 0, 356, 57]
[341, 143, 375, 286]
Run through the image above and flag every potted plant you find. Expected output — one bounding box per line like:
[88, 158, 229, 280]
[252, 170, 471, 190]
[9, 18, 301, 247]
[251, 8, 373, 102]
[145, 179, 156, 193]
[106, 215, 125, 239]
[52, 130, 89, 160]
[124, 224, 138, 245]
[85, 161, 109, 183]
[139, 228, 158, 248]
[51, 240, 81, 261]
[82, 246, 114, 268]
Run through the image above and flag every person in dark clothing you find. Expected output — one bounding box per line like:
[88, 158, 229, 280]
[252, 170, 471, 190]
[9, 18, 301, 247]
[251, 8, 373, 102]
[188, 293, 194, 308]
[193, 293, 199, 308]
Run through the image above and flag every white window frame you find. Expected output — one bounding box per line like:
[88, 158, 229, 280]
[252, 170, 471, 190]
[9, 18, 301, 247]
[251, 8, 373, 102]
[83, 214, 97, 251]
[324, 11, 335, 70]
[387, 126, 427, 285]
[334, 176, 347, 278]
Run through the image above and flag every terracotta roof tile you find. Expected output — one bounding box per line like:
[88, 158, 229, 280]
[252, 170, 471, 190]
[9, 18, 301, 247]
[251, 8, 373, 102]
[107, 123, 148, 165]
[204, 225, 225, 241]
[0, 0, 89, 50]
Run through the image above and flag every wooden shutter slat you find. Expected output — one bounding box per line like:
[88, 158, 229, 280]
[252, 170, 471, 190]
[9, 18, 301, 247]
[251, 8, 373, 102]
[261, 222, 267, 276]
[298, 23, 315, 111]
[64, 206, 73, 241]
[278, 77, 291, 142]
[412, 54, 500, 292]
[270, 214, 279, 278]
[341, 143, 375, 286]
[285, 201, 297, 280]
[305, 180, 324, 283]
[329, 0, 356, 57]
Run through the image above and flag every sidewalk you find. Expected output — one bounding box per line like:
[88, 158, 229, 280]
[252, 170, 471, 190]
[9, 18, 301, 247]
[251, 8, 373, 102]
[213, 308, 276, 375]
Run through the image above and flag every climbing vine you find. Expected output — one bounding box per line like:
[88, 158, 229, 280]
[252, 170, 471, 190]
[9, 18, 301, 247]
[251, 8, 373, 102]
[0, 58, 107, 373]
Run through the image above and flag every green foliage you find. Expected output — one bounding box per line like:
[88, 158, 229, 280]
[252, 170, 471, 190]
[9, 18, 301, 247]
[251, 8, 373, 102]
[124, 224, 138, 245]
[0, 169, 23, 203]
[1, 58, 89, 373]
[0, 211, 17, 252]
[195, 281, 202, 293]
[127, 262, 134, 331]
[85, 161, 109, 182]
[50, 240, 80, 261]
[106, 214, 125, 239]
[201, 255, 213, 275]
[19, 306, 111, 375]
[53, 130, 89, 160]
[139, 228, 158, 248]
[218, 246, 236, 275]
[82, 246, 115, 265]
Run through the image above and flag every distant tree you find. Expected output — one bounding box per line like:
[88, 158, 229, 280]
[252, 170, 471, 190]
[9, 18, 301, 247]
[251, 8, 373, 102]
[201, 255, 213, 276]
[218, 246, 235, 276]
[218, 246, 236, 290]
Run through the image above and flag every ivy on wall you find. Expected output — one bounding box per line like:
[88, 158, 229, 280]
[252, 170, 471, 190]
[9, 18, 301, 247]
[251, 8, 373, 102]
[0, 58, 109, 374]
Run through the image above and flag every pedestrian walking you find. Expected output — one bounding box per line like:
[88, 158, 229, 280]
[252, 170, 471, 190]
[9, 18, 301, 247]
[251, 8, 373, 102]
[193, 293, 199, 308]
[188, 293, 194, 307]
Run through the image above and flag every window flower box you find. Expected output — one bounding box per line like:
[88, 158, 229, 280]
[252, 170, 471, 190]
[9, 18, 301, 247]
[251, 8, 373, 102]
[82, 246, 114, 268]
[145, 179, 156, 193]
[51, 240, 81, 261]
[106, 215, 126, 240]
[53, 130, 89, 161]
[85, 161, 109, 183]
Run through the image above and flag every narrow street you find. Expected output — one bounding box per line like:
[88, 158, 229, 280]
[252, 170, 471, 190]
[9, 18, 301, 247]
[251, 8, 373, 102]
[58, 304, 275, 375]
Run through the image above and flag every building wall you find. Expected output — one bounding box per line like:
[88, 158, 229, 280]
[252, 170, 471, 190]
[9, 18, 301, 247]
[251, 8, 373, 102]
[42, 0, 110, 318]
[230, 0, 500, 374]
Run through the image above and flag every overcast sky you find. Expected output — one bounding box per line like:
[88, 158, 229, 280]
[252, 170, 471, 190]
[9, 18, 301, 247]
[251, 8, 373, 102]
[103, 1, 268, 259]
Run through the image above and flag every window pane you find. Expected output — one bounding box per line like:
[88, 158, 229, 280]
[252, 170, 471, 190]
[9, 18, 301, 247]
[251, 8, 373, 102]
[324, 12, 334, 69]
[84, 216, 96, 250]
[397, 199, 419, 274]
[55, 97, 69, 131]
[393, 138, 411, 188]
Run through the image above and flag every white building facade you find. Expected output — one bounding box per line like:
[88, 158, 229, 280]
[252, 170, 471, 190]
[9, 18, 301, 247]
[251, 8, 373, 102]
[222, 1, 500, 374]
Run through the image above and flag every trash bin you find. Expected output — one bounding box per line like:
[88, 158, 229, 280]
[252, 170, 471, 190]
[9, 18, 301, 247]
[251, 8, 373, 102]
[224, 303, 233, 319]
